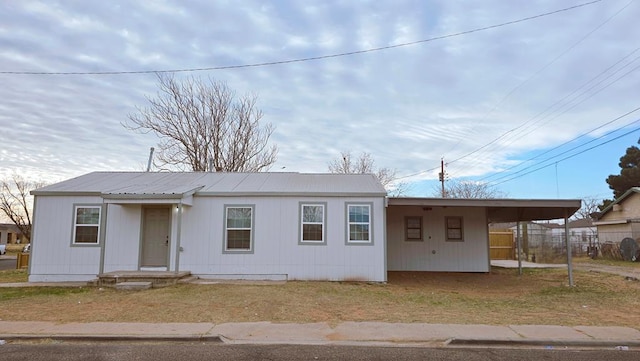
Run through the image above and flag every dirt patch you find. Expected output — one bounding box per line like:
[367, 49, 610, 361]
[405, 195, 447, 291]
[1, 268, 639, 326]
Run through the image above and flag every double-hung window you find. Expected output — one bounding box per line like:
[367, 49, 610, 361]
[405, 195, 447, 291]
[300, 203, 325, 244]
[446, 216, 464, 241]
[225, 206, 253, 252]
[405, 216, 423, 241]
[347, 204, 372, 244]
[72, 205, 101, 244]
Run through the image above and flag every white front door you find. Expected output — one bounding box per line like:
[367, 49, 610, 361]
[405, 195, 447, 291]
[141, 207, 170, 267]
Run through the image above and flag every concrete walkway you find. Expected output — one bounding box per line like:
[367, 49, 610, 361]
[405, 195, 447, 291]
[0, 321, 639, 348]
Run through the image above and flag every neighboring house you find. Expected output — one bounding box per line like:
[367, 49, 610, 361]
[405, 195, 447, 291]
[593, 187, 640, 244]
[28, 172, 581, 282]
[0, 223, 27, 245]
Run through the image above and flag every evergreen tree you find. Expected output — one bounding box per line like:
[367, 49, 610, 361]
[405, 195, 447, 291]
[606, 139, 640, 199]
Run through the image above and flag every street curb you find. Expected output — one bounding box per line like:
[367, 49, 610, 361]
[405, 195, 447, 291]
[0, 334, 223, 343]
[446, 338, 640, 349]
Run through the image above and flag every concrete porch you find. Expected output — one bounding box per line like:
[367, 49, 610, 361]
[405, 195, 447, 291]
[93, 270, 193, 289]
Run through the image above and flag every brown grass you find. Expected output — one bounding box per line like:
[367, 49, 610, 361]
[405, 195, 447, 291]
[1, 268, 639, 326]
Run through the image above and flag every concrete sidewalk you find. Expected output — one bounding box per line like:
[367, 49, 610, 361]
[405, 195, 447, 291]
[0, 321, 639, 348]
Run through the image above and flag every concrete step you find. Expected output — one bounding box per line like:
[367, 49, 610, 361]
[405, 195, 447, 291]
[115, 281, 152, 290]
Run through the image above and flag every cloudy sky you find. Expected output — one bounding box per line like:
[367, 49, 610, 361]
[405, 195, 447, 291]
[1, 0, 639, 201]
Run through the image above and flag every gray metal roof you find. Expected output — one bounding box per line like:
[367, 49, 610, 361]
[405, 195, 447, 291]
[31, 171, 387, 197]
[388, 197, 581, 222]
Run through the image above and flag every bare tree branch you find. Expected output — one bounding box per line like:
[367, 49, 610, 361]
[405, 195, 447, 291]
[435, 180, 507, 199]
[328, 151, 407, 195]
[0, 175, 46, 242]
[124, 73, 277, 172]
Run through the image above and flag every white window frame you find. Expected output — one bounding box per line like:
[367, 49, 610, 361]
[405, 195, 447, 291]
[223, 205, 254, 253]
[299, 203, 326, 245]
[71, 205, 102, 245]
[346, 203, 373, 244]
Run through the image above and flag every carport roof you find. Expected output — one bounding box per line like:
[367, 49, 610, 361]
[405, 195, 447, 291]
[388, 197, 581, 222]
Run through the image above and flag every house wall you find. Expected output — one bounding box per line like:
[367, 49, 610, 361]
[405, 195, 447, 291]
[386, 205, 490, 272]
[102, 204, 143, 272]
[29, 195, 103, 282]
[600, 193, 640, 222]
[178, 195, 387, 282]
[597, 223, 632, 244]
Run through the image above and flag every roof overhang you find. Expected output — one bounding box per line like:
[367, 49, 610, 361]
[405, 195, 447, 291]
[101, 185, 203, 206]
[388, 197, 581, 222]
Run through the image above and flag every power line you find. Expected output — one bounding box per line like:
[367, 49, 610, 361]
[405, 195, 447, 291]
[0, 0, 602, 76]
[445, 0, 633, 172]
[491, 115, 640, 186]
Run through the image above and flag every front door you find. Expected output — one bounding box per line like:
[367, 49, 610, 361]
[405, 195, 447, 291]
[141, 207, 170, 268]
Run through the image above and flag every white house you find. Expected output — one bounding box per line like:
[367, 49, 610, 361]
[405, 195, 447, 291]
[28, 172, 581, 282]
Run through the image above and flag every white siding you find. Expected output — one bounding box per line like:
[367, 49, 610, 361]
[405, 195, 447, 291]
[386, 205, 490, 272]
[178, 196, 386, 281]
[103, 204, 143, 272]
[29, 195, 103, 282]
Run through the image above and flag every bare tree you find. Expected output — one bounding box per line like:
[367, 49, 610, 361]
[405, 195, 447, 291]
[328, 151, 408, 195]
[437, 180, 507, 199]
[126, 74, 277, 172]
[0, 175, 46, 243]
[573, 197, 600, 220]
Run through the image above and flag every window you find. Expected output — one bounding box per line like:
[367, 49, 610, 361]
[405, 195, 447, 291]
[347, 204, 371, 243]
[446, 216, 464, 241]
[405, 216, 423, 241]
[73, 206, 101, 244]
[225, 206, 253, 252]
[300, 203, 325, 244]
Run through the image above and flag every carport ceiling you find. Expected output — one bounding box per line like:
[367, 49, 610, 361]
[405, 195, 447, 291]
[388, 198, 581, 222]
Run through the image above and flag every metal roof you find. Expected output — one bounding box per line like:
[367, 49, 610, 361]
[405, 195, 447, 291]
[388, 197, 581, 222]
[31, 171, 388, 198]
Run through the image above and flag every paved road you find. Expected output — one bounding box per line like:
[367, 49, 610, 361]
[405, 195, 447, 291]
[1, 343, 638, 361]
[0, 258, 17, 271]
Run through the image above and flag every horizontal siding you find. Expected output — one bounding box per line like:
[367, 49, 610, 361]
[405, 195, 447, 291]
[387, 205, 489, 272]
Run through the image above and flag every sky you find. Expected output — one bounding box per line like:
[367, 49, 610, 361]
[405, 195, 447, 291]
[1, 0, 639, 202]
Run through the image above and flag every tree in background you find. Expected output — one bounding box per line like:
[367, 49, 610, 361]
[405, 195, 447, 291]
[0, 175, 46, 243]
[328, 151, 407, 196]
[573, 197, 600, 220]
[605, 140, 640, 199]
[126, 74, 278, 172]
[438, 180, 507, 199]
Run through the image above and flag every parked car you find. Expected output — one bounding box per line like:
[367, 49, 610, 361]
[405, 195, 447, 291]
[0, 244, 5, 255]
[22, 243, 30, 253]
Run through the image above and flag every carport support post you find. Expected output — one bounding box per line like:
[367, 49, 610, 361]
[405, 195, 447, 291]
[565, 208, 574, 287]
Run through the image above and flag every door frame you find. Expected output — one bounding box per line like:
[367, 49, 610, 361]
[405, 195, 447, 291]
[139, 206, 172, 269]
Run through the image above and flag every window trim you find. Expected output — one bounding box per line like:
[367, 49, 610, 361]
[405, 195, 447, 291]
[445, 216, 464, 242]
[405, 216, 423, 242]
[299, 202, 327, 245]
[345, 203, 374, 245]
[70, 204, 102, 246]
[223, 204, 255, 253]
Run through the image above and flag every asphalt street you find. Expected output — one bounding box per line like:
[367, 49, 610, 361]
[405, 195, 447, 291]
[1, 343, 638, 361]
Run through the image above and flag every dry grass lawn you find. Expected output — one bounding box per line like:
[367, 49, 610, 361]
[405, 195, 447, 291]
[1, 267, 639, 327]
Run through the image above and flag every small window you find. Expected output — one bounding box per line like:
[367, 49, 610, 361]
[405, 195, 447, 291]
[300, 204, 325, 244]
[446, 216, 464, 241]
[73, 206, 101, 244]
[347, 204, 371, 243]
[405, 216, 423, 241]
[225, 206, 253, 252]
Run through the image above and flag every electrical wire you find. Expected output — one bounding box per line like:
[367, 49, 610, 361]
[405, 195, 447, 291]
[0, 0, 602, 76]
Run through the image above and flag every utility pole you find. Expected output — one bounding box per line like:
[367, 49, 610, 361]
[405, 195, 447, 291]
[439, 158, 446, 198]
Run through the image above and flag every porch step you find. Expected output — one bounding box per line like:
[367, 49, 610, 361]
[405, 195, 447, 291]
[97, 271, 192, 288]
[115, 281, 152, 290]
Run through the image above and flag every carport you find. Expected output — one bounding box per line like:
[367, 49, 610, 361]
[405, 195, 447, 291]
[387, 198, 581, 285]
